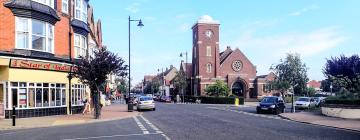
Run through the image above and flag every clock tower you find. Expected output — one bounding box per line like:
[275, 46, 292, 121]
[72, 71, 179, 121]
[192, 15, 221, 96]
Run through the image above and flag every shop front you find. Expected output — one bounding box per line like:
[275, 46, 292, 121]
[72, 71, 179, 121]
[0, 57, 87, 118]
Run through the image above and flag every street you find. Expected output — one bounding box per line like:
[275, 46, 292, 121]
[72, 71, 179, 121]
[0, 103, 359, 140]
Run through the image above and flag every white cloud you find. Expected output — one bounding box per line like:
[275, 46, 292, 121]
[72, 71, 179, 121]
[125, 3, 140, 13]
[178, 23, 191, 32]
[289, 5, 319, 16]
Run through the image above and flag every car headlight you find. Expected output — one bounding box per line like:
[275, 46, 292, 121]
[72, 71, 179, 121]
[270, 105, 275, 108]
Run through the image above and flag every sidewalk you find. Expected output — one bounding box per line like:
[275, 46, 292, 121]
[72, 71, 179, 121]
[0, 104, 140, 130]
[279, 111, 360, 132]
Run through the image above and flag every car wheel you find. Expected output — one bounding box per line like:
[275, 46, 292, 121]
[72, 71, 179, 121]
[138, 108, 141, 112]
[153, 108, 156, 111]
[256, 108, 261, 114]
[274, 109, 280, 115]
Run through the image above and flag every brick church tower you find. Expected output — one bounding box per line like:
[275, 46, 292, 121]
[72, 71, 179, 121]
[192, 15, 221, 96]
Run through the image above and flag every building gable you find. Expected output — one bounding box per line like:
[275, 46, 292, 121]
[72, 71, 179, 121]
[219, 48, 256, 79]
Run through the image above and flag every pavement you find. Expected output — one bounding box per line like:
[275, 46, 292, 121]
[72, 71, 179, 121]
[0, 103, 140, 130]
[279, 110, 360, 132]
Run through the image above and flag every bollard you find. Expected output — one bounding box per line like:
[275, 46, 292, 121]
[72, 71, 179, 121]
[12, 106, 16, 126]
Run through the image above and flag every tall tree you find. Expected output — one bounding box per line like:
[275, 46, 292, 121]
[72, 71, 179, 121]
[270, 53, 309, 96]
[74, 47, 127, 119]
[205, 80, 230, 97]
[323, 54, 360, 96]
[172, 71, 187, 96]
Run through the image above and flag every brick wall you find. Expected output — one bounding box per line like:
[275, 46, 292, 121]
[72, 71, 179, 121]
[0, 0, 15, 52]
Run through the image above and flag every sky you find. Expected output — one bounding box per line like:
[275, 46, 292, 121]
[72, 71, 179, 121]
[90, 0, 360, 86]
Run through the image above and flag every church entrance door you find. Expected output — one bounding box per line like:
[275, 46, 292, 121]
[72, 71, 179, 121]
[232, 81, 245, 97]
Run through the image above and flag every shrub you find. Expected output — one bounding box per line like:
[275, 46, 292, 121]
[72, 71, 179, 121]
[324, 96, 360, 106]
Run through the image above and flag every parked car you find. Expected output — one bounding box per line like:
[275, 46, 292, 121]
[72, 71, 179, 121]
[313, 97, 326, 107]
[160, 96, 172, 102]
[256, 96, 285, 114]
[295, 97, 316, 109]
[137, 96, 156, 111]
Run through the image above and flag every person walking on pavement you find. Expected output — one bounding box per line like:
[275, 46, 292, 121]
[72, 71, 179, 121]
[82, 94, 92, 115]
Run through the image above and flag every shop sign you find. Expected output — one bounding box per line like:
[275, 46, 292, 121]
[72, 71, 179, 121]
[9, 59, 77, 72]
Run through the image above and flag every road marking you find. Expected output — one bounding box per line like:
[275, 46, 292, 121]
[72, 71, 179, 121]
[139, 115, 171, 140]
[208, 107, 282, 120]
[133, 116, 149, 134]
[62, 132, 162, 140]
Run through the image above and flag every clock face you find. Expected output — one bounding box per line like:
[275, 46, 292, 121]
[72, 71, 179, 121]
[232, 60, 243, 72]
[205, 30, 212, 39]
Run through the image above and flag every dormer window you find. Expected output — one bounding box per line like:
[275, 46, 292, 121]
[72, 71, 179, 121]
[75, 0, 88, 23]
[32, 0, 54, 8]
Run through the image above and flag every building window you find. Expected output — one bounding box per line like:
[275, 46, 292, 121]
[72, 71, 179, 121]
[15, 17, 54, 53]
[75, 0, 88, 22]
[206, 46, 211, 56]
[74, 34, 87, 58]
[72, 84, 86, 106]
[62, 0, 69, 14]
[206, 63, 212, 73]
[7, 82, 66, 109]
[32, 0, 54, 8]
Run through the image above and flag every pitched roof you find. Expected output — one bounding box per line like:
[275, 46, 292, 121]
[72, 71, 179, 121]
[220, 46, 233, 64]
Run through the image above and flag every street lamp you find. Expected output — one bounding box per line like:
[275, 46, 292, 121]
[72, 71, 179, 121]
[180, 52, 188, 103]
[128, 16, 144, 112]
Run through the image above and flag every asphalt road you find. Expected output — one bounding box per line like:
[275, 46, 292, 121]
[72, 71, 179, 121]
[0, 103, 359, 140]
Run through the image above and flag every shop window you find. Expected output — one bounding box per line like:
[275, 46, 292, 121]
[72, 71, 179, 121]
[72, 84, 86, 106]
[11, 88, 18, 108]
[50, 88, 55, 106]
[28, 88, 35, 108]
[62, 89, 66, 106]
[19, 88, 27, 108]
[36, 88, 42, 107]
[55, 89, 61, 106]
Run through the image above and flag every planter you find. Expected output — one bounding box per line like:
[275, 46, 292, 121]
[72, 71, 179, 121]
[321, 106, 360, 119]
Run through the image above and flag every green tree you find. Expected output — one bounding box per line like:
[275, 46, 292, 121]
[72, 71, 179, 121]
[270, 53, 309, 96]
[205, 80, 230, 97]
[172, 71, 187, 96]
[143, 77, 160, 94]
[323, 54, 360, 97]
[115, 77, 128, 94]
[74, 47, 127, 119]
[307, 87, 316, 97]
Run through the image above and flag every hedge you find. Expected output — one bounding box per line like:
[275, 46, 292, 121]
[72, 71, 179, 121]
[324, 99, 360, 106]
[182, 96, 244, 105]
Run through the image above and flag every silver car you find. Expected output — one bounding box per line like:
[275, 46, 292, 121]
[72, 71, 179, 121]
[295, 97, 316, 109]
[137, 96, 156, 111]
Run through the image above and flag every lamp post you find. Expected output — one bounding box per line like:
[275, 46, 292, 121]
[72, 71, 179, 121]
[180, 52, 188, 103]
[128, 16, 144, 112]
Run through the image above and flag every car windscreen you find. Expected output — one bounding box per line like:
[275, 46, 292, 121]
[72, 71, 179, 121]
[297, 98, 309, 102]
[261, 97, 277, 103]
[140, 97, 152, 101]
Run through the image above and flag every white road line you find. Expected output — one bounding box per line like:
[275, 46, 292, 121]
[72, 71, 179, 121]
[62, 132, 161, 140]
[133, 116, 149, 134]
[139, 115, 171, 140]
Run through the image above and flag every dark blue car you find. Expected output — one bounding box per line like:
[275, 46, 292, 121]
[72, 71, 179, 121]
[256, 96, 285, 114]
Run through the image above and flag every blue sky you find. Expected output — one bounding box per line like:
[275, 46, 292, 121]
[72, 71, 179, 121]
[90, 0, 360, 85]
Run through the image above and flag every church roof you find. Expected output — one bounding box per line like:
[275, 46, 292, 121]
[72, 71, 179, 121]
[180, 61, 193, 78]
[220, 46, 233, 64]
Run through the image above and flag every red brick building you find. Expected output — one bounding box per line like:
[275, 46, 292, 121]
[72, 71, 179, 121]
[0, 0, 102, 118]
[180, 15, 275, 99]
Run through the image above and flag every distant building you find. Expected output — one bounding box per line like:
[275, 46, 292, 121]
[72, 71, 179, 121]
[307, 80, 321, 91]
[179, 15, 276, 99]
[157, 65, 177, 96]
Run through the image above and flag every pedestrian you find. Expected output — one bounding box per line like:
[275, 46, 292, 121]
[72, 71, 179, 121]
[82, 94, 92, 115]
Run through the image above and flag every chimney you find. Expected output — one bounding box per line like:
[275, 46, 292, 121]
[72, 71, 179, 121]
[227, 46, 231, 49]
[170, 65, 174, 69]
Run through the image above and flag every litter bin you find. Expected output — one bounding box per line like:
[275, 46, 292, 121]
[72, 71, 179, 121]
[128, 103, 133, 112]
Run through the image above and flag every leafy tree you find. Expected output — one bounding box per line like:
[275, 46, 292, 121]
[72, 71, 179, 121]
[306, 87, 316, 97]
[172, 71, 187, 96]
[205, 80, 230, 97]
[115, 77, 128, 94]
[270, 53, 309, 96]
[323, 54, 360, 97]
[74, 47, 127, 119]
[143, 77, 160, 94]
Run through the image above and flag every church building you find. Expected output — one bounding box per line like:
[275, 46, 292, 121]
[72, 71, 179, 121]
[180, 15, 276, 100]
